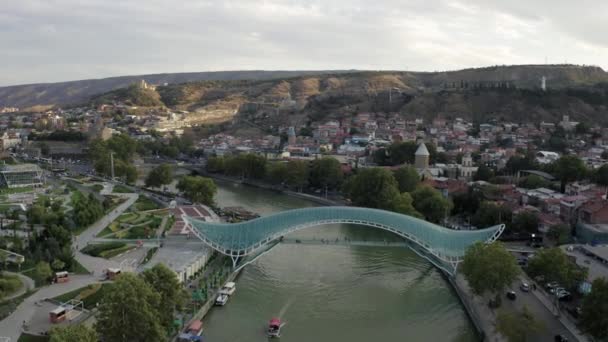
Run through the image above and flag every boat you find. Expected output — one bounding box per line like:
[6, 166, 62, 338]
[219, 282, 236, 296]
[267, 318, 283, 338]
[215, 293, 229, 306]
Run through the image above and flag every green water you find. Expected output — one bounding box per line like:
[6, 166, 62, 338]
[203, 181, 478, 342]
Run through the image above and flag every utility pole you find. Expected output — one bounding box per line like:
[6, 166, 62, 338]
[110, 152, 115, 180]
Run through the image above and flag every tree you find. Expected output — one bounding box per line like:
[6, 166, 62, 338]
[451, 188, 481, 216]
[96, 273, 164, 342]
[176, 176, 217, 206]
[50, 324, 98, 342]
[472, 201, 512, 228]
[461, 242, 519, 302]
[504, 154, 537, 174]
[580, 277, 608, 340]
[594, 164, 608, 187]
[345, 168, 400, 209]
[309, 157, 343, 193]
[266, 162, 288, 185]
[142, 264, 188, 332]
[387, 141, 418, 165]
[553, 155, 587, 192]
[392, 192, 422, 218]
[145, 164, 173, 188]
[410, 185, 452, 223]
[546, 224, 572, 245]
[511, 211, 539, 234]
[35, 261, 53, 283]
[286, 160, 309, 191]
[51, 259, 66, 271]
[496, 306, 543, 342]
[575, 122, 589, 135]
[473, 165, 494, 181]
[206, 156, 225, 173]
[393, 166, 420, 193]
[518, 175, 549, 189]
[527, 248, 588, 289]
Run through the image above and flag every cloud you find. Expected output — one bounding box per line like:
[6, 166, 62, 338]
[0, 0, 607, 86]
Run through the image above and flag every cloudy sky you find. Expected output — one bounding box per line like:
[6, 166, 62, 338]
[2, 0, 607, 86]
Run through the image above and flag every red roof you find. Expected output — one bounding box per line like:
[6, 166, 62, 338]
[269, 318, 281, 325]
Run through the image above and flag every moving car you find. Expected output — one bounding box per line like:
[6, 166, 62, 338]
[506, 290, 517, 300]
[520, 282, 530, 292]
[554, 334, 568, 342]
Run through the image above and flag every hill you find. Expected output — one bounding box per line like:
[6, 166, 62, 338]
[89, 65, 608, 129]
[0, 70, 356, 108]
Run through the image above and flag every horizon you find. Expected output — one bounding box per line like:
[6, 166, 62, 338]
[2, 63, 605, 88]
[2, 0, 608, 86]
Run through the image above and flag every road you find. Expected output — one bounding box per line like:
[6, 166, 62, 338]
[0, 192, 138, 341]
[502, 277, 577, 342]
[1, 271, 35, 301]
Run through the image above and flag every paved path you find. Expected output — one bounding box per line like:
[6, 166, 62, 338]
[74, 193, 138, 275]
[0, 192, 139, 341]
[0, 275, 99, 341]
[1, 272, 35, 301]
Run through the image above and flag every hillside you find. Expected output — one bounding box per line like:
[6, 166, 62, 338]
[0, 70, 356, 108]
[88, 65, 608, 129]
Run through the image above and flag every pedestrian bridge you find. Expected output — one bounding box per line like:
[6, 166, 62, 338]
[184, 206, 504, 275]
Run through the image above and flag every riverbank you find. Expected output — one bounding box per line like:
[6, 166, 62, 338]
[198, 171, 346, 206]
[447, 273, 504, 342]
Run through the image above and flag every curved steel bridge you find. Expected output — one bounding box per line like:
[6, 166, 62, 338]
[184, 206, 504, 275]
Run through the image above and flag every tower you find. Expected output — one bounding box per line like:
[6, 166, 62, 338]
[541, 76, 546, 91]
[287, 126, 296, 145]
[415, 142, 430, 169]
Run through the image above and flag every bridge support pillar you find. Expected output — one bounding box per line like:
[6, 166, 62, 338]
[230, 256, 239, 269]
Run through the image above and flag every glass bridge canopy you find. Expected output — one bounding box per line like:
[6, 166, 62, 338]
[184, 206, 504, 264]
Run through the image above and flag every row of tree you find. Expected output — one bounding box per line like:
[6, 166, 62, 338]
[207, 155, 345, 193]
[343, 166, 452, 223]
[50, 264, 187, 342]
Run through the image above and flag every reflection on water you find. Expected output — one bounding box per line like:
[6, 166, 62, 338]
[202, 181, 478, 342]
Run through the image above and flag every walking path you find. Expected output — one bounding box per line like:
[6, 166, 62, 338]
[0, 192, 138, 341]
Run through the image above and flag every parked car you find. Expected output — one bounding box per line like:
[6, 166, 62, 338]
[567, 306, 582, 319]
[520, 282, 530, 292]
[546, 281, 559, 290]
[506, 290, 517, 300]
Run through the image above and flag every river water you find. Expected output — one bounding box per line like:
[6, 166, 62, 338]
[202, 181, 478, 342]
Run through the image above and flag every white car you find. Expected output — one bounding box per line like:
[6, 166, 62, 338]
[520, 282, 530, 292]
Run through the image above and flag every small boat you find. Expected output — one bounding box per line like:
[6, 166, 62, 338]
[215, 293, 229, 306]
[219, 282, 236, 296]
[267, 318, 283, 338]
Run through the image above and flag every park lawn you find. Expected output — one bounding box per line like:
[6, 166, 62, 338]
[99, 245, 135, 259]
[0, 290, 37, 321]
[18, 333, 49, 342]
[81, 242, 126, 257]
[135, 196, 161, 211]
[117, 212, 139, 223]
[0, 273, 23, 300]
[96, 221, 121, 238]
[51, 283, 111, 309]
[112, 184, 132, 193]
[71, 259, 89, 274]
[89, 184, 104, 193]
[103, 195, 127, 215]
[0, 186, 34, 195]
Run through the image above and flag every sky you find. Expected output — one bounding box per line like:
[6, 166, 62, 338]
[1, 0, 608, 86]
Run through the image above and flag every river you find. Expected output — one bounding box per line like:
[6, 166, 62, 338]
[203, 181, 478, 342]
